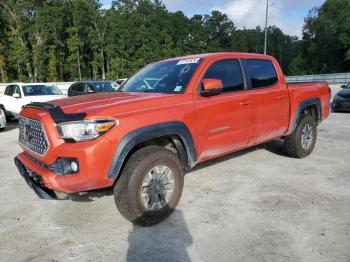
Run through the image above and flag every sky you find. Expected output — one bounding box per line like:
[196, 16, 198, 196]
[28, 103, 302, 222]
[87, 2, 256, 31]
[101, 0, 326, 38]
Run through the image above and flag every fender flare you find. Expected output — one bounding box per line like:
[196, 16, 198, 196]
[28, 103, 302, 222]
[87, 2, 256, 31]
[108, 121, 197, 180]
[292, 97, 322, 131]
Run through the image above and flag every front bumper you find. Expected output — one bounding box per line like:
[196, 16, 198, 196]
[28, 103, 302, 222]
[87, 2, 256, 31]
[333, 100, 350, 111]
[16, 105, 118, 196]
[15, 137, 116, 195]
[14, 157, 57, 199]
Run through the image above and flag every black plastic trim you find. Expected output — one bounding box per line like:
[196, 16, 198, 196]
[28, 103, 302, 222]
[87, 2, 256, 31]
[108, 121, 197, 179]
[293, 97, 322, 130]
[23, 102, 86, 124]
[14, 157, 57, 199]
[23, 152, 79, 176]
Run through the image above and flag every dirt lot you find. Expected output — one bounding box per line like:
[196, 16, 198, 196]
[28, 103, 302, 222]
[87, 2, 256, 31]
[0, 86, 349, 262]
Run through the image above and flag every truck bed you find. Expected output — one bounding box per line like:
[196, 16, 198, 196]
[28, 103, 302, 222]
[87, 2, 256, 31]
[286, 81, 331, 134]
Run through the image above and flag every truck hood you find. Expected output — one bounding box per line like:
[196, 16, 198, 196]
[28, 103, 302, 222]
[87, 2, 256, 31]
[49, 92, 187, 116]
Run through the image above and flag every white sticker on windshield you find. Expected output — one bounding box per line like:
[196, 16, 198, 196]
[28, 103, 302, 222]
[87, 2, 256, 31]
[174, 86, 183, 92]
[177, 58, 200, 65]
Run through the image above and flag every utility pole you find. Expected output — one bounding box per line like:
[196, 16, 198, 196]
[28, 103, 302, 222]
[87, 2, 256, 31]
[264, 0, 269, 55]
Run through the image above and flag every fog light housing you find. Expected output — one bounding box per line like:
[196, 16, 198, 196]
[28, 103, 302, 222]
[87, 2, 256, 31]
[52, 158, 80, 176]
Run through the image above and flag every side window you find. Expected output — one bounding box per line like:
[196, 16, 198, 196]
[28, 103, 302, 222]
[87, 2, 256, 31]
[203, 59, 245, 93]
[70, 84, 76, 92]
[246, 59, 278, 89]
[74, 84, 84, 93]
[84, 84, 94, 93]
[4, 85, 15, 96]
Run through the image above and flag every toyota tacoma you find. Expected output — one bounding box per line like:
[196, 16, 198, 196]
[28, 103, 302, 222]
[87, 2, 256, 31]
[15, 53, 331, 226]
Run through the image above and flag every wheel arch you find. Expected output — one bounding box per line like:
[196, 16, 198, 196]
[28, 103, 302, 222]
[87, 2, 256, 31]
[108, 121, 197, 180]
[292, 97, 322, 131]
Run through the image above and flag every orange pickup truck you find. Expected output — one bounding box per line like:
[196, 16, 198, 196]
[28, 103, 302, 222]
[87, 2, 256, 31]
[15, 52, 330, 226]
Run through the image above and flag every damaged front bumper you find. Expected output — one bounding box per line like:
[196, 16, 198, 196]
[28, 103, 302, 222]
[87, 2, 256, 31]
[14, 157, 58, 200]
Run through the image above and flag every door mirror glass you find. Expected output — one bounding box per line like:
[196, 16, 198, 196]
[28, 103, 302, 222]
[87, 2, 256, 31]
[12, 93, 20, 98]
[200, 78, 223, 97]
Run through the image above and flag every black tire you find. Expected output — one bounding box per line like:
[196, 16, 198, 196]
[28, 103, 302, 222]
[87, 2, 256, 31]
[1, 107, 11, 122]
[284, 114, 317, 158]
[114, 145, 184, 226]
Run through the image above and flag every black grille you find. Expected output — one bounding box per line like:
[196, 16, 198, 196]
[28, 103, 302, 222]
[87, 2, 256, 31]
[19, 117, 49, 156]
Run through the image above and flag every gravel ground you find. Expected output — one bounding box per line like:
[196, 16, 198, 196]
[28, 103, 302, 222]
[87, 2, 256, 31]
[0, 86, 349, 262]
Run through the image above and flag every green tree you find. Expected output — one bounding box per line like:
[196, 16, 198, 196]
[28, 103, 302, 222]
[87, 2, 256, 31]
[48, 45, 58, 81]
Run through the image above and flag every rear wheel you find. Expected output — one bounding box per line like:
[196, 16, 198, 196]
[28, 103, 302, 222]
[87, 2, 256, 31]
[284, 114, 317, 158]
[114, 145, 184, 226]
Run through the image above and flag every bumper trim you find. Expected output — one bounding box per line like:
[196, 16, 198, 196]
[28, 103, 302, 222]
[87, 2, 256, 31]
[23, 152, 79, 176]
[14, 157, 57, 200]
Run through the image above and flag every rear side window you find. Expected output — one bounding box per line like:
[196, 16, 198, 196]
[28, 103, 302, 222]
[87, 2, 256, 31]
[4, 85, 20, 96]
[203, 59, 244, 93]
[73, 84, 83, 93]
[246, 59, 278, 88]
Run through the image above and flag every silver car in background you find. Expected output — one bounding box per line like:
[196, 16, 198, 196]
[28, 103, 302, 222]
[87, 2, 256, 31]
[0, 108, 6, 131]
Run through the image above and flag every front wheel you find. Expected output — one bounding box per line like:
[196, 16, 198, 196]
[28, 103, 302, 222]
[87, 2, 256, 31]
[114, 145, 184, 226]
[284, 115, 317, 158]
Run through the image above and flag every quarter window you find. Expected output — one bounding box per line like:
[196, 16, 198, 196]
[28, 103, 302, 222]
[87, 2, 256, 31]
[203, 59, 245, 93]
[246, 59, 278, 89]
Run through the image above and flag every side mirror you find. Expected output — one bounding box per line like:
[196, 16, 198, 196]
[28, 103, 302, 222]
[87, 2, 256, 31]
[12, 93, 20, 99]
[200, 78, 223, 97]
[341, 84, 346, 89]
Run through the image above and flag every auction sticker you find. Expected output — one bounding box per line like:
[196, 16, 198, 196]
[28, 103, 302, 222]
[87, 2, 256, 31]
[177, 58, 200, 65]
[174, 86, 183, 92]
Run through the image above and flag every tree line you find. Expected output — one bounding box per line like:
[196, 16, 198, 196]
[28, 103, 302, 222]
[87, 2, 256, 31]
[0, 0, 349, 83]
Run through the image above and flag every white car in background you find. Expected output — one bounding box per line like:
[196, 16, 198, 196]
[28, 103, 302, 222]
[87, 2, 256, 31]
[0, 108, 6, 131]
[0, 83, 66, 119]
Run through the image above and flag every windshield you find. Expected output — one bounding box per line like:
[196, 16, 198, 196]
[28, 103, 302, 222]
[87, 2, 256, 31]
[93, 81, 116, 92]
[23, 85, 63, 96]
[120, 58, 203, 94]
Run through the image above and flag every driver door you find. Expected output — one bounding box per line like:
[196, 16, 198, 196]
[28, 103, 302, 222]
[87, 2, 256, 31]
[194, 59, 254, 161]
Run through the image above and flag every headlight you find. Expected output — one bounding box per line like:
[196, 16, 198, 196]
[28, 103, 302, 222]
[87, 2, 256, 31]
[335, 95, 345, 101]
[57, 120, 115, 142]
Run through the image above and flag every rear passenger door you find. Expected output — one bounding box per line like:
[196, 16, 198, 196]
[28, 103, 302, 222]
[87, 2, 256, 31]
[194, 59, 254, 161]
[242, 59, 289, 143]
